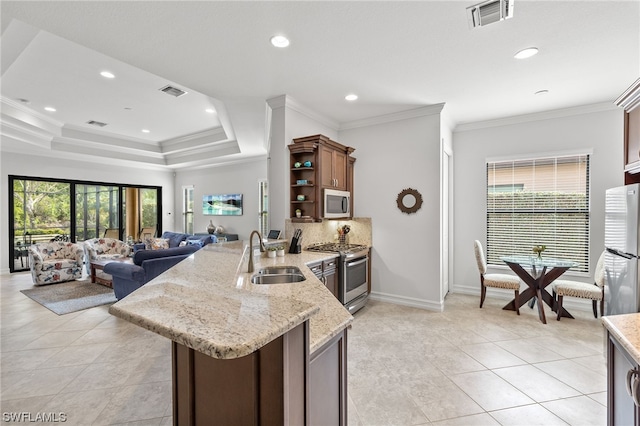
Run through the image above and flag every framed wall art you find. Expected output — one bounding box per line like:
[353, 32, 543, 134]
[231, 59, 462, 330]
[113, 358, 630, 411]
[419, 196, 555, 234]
[203, 193, 243, 216]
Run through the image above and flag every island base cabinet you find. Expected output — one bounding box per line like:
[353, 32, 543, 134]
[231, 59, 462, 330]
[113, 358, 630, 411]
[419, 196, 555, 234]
[309, 328, 348, 425]
[172, 322, 309, 425]
[608, 331, 640, 425]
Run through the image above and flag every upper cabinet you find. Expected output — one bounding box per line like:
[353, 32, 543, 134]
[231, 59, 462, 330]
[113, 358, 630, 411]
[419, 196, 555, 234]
[616, 78, 640, 183]
[289, 135, 355, 222]
[320, 144, 348, 190]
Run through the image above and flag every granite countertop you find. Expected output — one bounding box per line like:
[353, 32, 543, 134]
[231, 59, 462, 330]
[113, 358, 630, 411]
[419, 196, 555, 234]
[603, 313, 640, 363]
[108, 241, 354, 359]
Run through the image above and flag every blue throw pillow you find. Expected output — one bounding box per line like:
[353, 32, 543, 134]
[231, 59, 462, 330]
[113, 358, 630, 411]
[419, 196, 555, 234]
[186, 239, 204, 247]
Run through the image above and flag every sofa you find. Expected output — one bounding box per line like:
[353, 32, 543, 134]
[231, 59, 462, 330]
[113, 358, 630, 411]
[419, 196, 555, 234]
[133, 231, 217, 252]
[104, 232, 214, 300]
[28, 241, 84, 285]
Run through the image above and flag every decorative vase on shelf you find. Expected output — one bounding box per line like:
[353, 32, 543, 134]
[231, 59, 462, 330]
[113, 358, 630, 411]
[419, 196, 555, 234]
[207, 220, 215, 234]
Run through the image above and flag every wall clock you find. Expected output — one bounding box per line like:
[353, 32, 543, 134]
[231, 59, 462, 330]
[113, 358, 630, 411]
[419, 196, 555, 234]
[396, 188, 423, 214]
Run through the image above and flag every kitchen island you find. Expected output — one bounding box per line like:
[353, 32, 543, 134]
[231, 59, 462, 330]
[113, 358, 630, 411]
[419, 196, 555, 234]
[603, 314, 640, 425]
[109, 240, 353, 425]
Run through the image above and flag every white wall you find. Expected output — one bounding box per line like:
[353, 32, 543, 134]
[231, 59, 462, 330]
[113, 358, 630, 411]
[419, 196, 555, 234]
[0, 151, 174, 273]
[452, 105, 624, 302]
[173, 158, 267, 240]
[339, 109, 443, 310]
[267, 95, 339, 235]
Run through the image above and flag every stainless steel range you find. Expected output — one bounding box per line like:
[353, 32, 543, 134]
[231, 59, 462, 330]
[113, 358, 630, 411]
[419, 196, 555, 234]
[307, 242, 369, 313]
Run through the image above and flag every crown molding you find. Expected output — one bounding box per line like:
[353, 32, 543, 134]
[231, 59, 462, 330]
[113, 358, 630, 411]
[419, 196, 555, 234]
[160, 127, 229, 154]
[615, 78, 640, 112]
[61, 124, 163, 153]
[1, 97, 64, 135]
[267, 95, 340, 130]
[454, 102, 620, 133]
[339, 103, 446, 130]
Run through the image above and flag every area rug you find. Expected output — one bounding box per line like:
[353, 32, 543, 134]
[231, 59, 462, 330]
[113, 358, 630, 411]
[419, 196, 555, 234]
[20, 280, 117, 315]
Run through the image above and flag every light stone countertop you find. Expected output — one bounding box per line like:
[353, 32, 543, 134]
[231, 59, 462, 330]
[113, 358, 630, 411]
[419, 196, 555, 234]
[603, 313, 640, 364]
[108, 241, 354, 359]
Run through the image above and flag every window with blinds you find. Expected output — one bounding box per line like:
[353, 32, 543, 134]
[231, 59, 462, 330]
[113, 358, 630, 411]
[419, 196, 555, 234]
[486, 154, 590, 273]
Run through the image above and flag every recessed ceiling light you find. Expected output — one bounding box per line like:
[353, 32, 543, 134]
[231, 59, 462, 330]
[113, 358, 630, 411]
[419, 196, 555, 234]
[535, 89, 549, 95]
[514, 47, 539, 59]
[205, 108, 216, 114]
[345, 94, 358, 101]
[142, 129, 150, 133]
[100, 71, 115, 79]
[44, 106, 56, 112]
[270, 35, 290, 48]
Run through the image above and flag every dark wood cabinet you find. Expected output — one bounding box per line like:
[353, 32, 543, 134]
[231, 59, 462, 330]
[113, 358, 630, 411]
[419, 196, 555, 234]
[607, 330, 640, 425]
[615, 78, 640, 183]
[308, 257, 339, 298]
[289, 135, 355, 221]
[309, 328, 348, 426]
[320, 144, 347, 190]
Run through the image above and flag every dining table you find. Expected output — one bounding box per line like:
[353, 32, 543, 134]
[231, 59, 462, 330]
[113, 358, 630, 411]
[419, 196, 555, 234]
[501, 255, 579, 324]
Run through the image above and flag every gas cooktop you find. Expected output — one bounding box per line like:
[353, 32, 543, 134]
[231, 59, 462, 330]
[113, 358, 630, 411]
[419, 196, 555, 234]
[306, 242, 369, 254]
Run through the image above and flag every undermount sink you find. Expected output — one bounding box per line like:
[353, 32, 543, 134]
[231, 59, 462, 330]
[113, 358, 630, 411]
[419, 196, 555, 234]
[257, 266, 303, 275]
[251, 266, 306, 284]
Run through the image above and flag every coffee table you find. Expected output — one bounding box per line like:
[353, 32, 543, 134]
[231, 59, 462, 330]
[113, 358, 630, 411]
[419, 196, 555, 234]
[90, 257, 133, 287]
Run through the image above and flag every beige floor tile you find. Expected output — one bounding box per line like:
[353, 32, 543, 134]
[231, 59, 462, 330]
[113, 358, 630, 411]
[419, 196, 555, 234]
[459, 342, 527, 369]
[495, 339, 565, 364]
[587, 391, 607, 406]
[1, 365, 87, 400]
[408, 376, 484, 422]
[37, 342, 111, 368]
[349, 381, 430, 425]
[427, 348, 487, 375]
[0, 347, 62, 372]
[493, 364, 581, 402]
[542, 395, 607, 425]
[90, 381, 176, 425]
[40, 388, 118, 425]
[22, 330, 88, 350]
[431, 412, 501, 425]
[489, 403, 568, 425]
[534, 359, 606, 394]
[450, 370, 534, 411]
[0, 273, 609, 424]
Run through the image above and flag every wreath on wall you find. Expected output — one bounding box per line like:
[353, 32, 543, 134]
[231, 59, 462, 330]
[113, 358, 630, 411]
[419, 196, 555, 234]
[396, 188, 423, 214]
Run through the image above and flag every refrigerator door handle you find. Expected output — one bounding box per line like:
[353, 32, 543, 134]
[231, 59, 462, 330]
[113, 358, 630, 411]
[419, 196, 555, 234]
[606, 246, 637, 259]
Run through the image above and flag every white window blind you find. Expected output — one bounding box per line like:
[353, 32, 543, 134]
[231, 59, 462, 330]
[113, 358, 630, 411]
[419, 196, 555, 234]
[486, 154, 590, 273]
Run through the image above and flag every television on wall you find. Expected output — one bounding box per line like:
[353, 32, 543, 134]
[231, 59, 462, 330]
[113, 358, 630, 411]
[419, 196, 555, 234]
[203, 193, 243, 216]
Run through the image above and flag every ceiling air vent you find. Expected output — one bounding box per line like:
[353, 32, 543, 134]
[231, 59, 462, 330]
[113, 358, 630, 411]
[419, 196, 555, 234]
[86, 120, 108, 127]
[467, 0, 514, 28]
[159, 85, 188, 98]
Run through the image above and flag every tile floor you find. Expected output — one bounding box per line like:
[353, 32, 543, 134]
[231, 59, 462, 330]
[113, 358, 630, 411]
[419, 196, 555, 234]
[1, 271, 607, 425]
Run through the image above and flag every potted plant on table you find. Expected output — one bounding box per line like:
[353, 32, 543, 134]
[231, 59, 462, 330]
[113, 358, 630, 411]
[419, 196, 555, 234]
[533, 245, 547, 259]
[267, 246, 277, 258]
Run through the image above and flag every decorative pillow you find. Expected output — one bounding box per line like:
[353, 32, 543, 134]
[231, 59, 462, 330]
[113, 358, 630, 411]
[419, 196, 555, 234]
[186, 239, 204, 248]
[179, 241, 187, 247]
[145, 238, 169, 250]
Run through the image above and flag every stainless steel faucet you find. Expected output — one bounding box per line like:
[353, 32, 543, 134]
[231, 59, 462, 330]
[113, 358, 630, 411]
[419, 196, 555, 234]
[247, 230, 266, 273]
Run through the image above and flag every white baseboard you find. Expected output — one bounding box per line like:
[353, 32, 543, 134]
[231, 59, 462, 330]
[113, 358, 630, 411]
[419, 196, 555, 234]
[449, 283, 595, 313]
[369, 291, 444, 312]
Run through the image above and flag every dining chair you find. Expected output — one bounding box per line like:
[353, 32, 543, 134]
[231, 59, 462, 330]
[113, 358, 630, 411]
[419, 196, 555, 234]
[552, 250, 605, 321]
[474, 240, 522, 315]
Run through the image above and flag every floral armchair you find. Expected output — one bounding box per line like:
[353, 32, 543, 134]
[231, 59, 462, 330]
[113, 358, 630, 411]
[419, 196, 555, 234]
[83, 238, 131, 273]
[28, 242, 84, 286]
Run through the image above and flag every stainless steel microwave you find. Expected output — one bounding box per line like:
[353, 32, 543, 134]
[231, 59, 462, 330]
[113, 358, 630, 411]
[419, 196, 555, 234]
[324, 189, 351, 219]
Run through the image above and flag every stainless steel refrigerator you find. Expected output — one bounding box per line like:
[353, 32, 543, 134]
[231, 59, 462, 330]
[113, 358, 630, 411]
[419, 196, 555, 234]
[605, 183, 640, 315]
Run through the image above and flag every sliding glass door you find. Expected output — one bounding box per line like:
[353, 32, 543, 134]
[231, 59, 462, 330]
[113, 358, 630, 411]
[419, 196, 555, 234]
[75, 184, 120, 240]
[9, 175, 162, 273]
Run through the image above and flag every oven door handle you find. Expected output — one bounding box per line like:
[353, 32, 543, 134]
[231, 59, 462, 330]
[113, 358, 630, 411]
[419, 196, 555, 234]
[346, 258, 367, 268]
